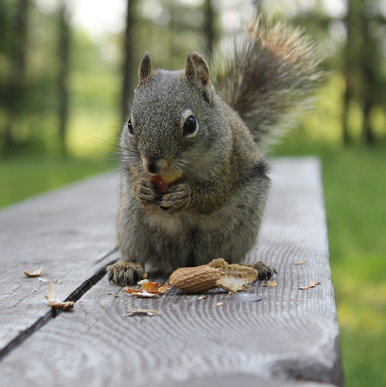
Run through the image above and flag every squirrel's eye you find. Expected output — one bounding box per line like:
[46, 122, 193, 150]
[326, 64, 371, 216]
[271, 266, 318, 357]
[127, 119, 134, 136]
[183, 116, 198, 137]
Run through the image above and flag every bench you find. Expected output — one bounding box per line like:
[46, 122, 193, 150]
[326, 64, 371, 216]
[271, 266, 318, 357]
[0, 157, 342, 386]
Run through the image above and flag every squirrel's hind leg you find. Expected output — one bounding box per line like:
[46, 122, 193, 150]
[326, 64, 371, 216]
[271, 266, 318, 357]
[106, 261, 145, 286]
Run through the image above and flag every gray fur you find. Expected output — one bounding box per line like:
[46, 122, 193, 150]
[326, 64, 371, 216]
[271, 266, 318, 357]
[212, 18, 324, 144]
[110, 19, 321, 286]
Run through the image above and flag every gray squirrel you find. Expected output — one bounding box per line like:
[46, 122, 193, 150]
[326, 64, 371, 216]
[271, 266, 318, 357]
[107, 18, 322, 286]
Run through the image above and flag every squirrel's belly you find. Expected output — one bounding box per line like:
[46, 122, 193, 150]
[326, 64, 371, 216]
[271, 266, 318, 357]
[144, 201, 241, 235]
[145, 210, 186, 235]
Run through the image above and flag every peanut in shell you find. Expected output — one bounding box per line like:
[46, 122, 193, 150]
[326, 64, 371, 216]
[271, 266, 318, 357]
[169, 265, 221, 293]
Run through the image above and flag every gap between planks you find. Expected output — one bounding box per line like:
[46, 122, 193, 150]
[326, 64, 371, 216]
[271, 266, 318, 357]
[0, 249, 118, 361]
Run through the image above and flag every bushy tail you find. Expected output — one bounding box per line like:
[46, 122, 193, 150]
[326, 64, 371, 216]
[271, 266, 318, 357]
[212, 18, 324, 144]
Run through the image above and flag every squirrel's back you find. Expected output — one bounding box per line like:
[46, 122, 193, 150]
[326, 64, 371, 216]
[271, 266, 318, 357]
[212, 18, 323, 144]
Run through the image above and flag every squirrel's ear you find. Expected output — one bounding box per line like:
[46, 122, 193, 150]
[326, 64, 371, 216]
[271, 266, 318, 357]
[138, 54, 153, 85]
[184, 52, 210, 87]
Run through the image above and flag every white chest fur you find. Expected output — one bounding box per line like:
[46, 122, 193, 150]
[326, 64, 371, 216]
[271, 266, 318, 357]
[145, 209, 185, 234]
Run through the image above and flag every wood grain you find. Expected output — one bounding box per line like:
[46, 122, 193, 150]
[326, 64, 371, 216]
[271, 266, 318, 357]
[0, 158, 342, 386]
[0, 173, 119, 351]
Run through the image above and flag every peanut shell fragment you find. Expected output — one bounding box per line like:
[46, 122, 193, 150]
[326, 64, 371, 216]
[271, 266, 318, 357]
[45, 281, 74, 311]
[209, 258, 258, 293]
[23, 267, 43, 278]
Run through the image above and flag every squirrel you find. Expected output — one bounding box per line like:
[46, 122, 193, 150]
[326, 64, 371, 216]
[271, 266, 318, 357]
[107, 18, 322, 286]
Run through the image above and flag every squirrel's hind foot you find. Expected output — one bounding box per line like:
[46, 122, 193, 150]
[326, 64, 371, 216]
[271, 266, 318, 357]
[248, 261, 277, 280]
[106, 261, 145, 286]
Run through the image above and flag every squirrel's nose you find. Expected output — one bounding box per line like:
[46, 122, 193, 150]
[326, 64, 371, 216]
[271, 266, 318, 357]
[147, 161, 157, 174]
[143, 158, 168, 174]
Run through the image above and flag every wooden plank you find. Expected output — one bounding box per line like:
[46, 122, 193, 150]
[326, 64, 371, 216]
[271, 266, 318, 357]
[0, 173, 119, 352]
[0, 157, 342, 386]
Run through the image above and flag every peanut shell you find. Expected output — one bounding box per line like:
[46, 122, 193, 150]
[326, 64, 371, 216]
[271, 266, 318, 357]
[208, 258, 258, 284]
[169, 265, 221, 293]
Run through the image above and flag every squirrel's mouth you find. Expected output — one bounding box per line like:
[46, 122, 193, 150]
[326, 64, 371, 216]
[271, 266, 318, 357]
[148, 171, 183, 194]
[141, 155, 182, 182]
[159, 170, 183, 184]
[148, 170, 183, 185]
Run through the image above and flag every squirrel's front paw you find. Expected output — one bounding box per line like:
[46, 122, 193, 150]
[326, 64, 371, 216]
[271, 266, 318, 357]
[160, 183, 191, 213]
[106, 261, 145, 286]
[134, 179, 161, 207]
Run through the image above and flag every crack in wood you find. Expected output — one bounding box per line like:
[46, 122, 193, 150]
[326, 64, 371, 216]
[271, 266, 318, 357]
[0, 257, 117, 362]
[63, 259, 117, 304]
[94, 246, 119, 264]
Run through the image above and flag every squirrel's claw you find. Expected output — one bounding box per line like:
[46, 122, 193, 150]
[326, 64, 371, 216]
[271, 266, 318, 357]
[247, 261, 277, 280]
[159, 183, 191, 213]
[134, 179, 161, 207]
[106, 261, 145, 286]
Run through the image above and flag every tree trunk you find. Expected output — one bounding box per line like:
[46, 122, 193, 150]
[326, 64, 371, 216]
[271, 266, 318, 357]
[342, 75, 352, 145]
[362, 96, 375, 145]
[168, 1, 176, 69]
[57, 0, 71, 158]
[121, 0, 136, 126]
[341, 0, 362, 146]
[203, 0, 215, 60]
[360, 2, 376, 145]
[3, 0, 30, 156]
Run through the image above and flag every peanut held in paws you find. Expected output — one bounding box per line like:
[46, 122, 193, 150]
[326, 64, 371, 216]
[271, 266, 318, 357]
[149, 175, 168, 194]
[162, 171, 182, 184]
[149, 171, 182, 194]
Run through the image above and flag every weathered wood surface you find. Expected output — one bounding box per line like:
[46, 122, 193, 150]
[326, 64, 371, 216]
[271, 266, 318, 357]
[0, 158, 342, 386]
[0, 174, 119, 351]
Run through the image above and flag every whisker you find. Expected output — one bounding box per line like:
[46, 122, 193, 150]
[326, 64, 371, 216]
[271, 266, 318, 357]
[175, 158, 214, 180]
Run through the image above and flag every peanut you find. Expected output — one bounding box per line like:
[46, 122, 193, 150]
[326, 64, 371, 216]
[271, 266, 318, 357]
[169, 265, 221, 293]
[161, 170, 182, 184]
[149, 171, 182, 193]
[149, 175, 169, 193]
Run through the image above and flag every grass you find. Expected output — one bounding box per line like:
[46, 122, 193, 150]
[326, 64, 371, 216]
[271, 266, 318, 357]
[273, 135, 386, 386]
[0, 157, 117, 208]
[1, 135, 385, 386]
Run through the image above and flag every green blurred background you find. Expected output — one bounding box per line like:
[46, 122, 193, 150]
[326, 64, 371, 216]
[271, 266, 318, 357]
[0, 0, 385, 384]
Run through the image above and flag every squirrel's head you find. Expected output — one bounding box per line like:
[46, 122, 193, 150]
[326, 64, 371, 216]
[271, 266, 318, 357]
[121, 53, 231, 181]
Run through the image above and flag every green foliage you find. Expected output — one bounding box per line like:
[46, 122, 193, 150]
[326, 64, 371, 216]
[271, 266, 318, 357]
[133, 0, 209, 71]
[0, 1, 58, 155]
[0, 157, 116, 208]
